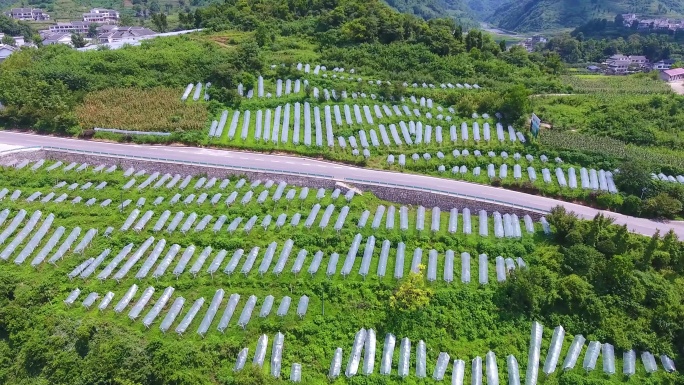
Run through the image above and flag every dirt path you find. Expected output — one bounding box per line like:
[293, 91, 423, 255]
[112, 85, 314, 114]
[669, 82, 684, 95]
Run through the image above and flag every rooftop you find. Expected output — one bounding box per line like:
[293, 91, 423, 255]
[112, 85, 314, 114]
[664, 68, 684, 76]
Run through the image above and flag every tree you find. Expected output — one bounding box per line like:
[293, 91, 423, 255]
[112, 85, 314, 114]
[614, 159, 652, 197]
[149, 0, 160, 13]
[235, 40, 263, 72]
[254, 24, 273, 47]
[70, 33, 86, 48]
[562, 244, 604, 279]
[1, 35, 14, 46]
[87, 23, 99, 38]
[547, 205, 579, 243]
[661, 230, 682, 271]
[390, 265, 432, 313]
[151, 13, 167, 33]
[499, 84, 530, 123]
[642, 193, 682, 219]
[543, 52, 564, 74]
[499, 40, 506, 52]
[500, 266, 557, 315]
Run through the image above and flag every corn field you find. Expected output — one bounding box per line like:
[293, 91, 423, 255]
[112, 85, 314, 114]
[539, 130, 684, 170]
[76, 88, 209, 132]
[562, 75, 672, 95]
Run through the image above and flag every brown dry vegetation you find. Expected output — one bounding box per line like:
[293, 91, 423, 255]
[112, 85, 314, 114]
[76, 87, 209, 132]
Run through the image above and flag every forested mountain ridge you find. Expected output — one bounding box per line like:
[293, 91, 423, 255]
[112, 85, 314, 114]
[383, 0, 507, 24]
[488, 0, 684, 32]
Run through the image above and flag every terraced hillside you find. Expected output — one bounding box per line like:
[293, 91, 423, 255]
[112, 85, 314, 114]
[0, 155, 682, 384]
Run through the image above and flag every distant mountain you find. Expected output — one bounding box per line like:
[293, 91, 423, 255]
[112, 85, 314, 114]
[383, 0, 507, 24]
[488, 0, 684, 32]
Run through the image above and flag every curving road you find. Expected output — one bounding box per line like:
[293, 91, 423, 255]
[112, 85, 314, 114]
[0, 131, 681, 237]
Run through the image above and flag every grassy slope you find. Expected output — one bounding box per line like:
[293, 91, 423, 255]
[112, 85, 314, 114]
[488, 0, 684, 32]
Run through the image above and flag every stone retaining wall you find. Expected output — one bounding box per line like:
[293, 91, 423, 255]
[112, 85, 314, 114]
[0, 149, 545, 219]
[349, 183, 544, 220]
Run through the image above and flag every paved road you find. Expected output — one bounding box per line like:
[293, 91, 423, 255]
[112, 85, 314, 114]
[0, 131, 681, 237]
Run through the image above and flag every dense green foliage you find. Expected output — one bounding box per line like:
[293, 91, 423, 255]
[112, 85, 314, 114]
[487, 0, 684, 32]
[0, 14, 34, 40]
[0, 162, 683, 384]
[540, 30, 684, 64]
[381, 0, 504, 27]
[0, 37, 244, 133]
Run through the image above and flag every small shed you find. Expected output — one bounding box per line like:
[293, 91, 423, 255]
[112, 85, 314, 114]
[661, 68, 684, 82]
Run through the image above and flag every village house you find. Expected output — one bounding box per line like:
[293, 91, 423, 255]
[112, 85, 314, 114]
[47, 22, 91, 35]
[0, 33, 26, 47]
[620, 13, 684, 32]
[621, 13, 638, 27]
[4, 8, 50, 21]
[96, 26, 155, 43]
[0, 45, 17, 62]
[82, 8, 120, 24]
[516, 35, 547, 52]
[42, 32, 73, 46]
[605, 54, 649, 74]
[652, 59, 676, 70]
[660, 68, 684, 82]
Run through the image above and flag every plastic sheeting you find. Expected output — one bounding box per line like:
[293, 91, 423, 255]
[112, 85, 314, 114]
[142, 286, 174, 327]
[486, 351, 499, 385]
[271, 332, 285, 377]
[433, 352, 450, 380]
[582, 341, 601, 371]
[526, 321, 543, 385]
[416, 340, 427, 378]
[447, 359, 463, 385]
[623, 350, 636, 376]
[297, 295, 309, 318]
[238, 295, 257, 328]
[380, 334, 395, 375]
[661, 355, 676, 373]
[326, 252, 339, 277]
[472, 356, 483, 385]
[449, 209, 458, 233]
[253, 334, 269, 367]
[602, 343, 615, 374]
[363, 329, 376, 375]
[642, 351, 658, 373]
[308, 251, 323, 276]
[398, 338, 411, 378]
[562, 335, 585, 370]
[330, 347, 343, 378]
[359, 236, 375, 278]
[128, 286, 155, 320]
[507, 355, 520, 385]
[543, 326, 565, 374]
[217, 293, 240, 332]
[197, 289, 224, 336]
[346, 328, 367, 377]
[478, 254, 488, 284]
[234, 348, 249, 371]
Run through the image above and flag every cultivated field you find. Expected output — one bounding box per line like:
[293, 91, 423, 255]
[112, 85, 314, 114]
[0, 157, 677, 384]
